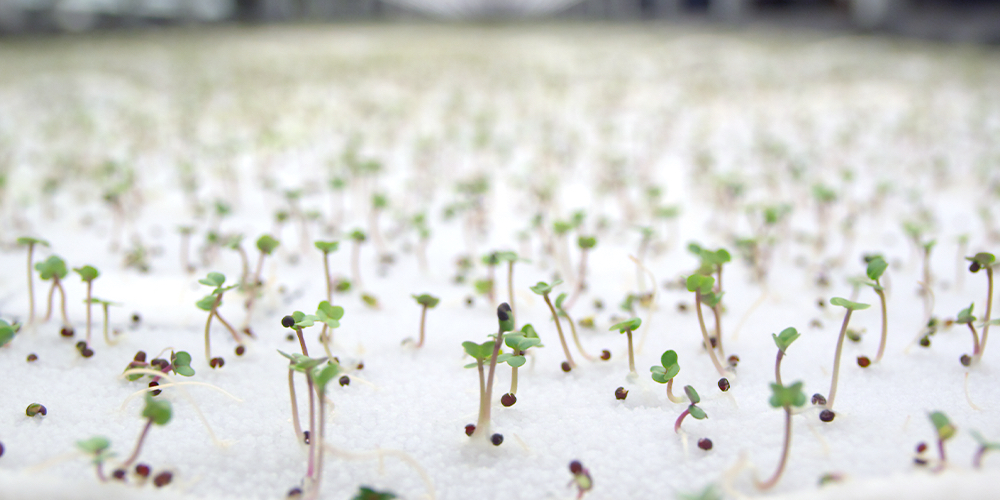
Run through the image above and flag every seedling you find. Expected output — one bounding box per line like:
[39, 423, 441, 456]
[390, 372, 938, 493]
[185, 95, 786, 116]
[772, 327, 800, 386]
[818, 297, 870, 416]
[87, 298, 121, 345]
[556, 293, 601, 362]
[481, 252, 500, 303]
[688, 244, 731, 358]
[315, 240, 341, 353]
[196, 272, 240, 367]
[568, 460, 593, 499]
[410, 294, 439, 348]
[957, 303, 979, 366]
[498, 324, 543, 405]
[177, 226, 195, 273]
[352, 486, 397, 500]
[224, 235, 251, 287]
[967, 252, 995, 364]
[73, 265, 99, 344]
[607, 317, 640, 375]
[971, 431, 1000, 468]
[463, 303, 514, 441]
[928, 411, 955, 472]
[17, 236, 49, 325]
[673, 385, 707, 433]
[349, 229, 367, 290]
[36, 255, 71, 330]
[531, 280, 577, 370]
[859, 256, 889, 364]
[77, 436, 115, 481]
[0, 319, 21, 348]
[754, 381, 807, 490]
[686, 274, 728, 376]
[564, 236, 597, 311]
[120, 393, 172, 470]
[494, 251, 524, 325]
[634, 226, 654, 293]
[244, 235, 280, 328]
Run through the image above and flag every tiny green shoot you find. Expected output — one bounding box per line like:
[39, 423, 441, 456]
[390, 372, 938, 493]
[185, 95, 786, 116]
[861, 255, 889, 364]
[686, 274, 728, 376]
[530, 280, 577, 370]
[755, 381, 806, 490]
[411, 293, 440, 348]
[971, 430, 1000, 468]
[349, 229, 367, 290]
[967, 252, 995, 364]
[928, 411, 956, 472]
[499, 323, 543, 405]
[556, 292, 600, 362]
[18, 236, 49, 325]
[673, 385, 707, 433]
[36, 255, 71, 330]
[197, 272, 240, 367]
[73, 265, 100, 344]
[772, 327, 800, 387]
[824, 297, 870, 413]
[609, 317, 642, 375]
[650, 349, 684, 403]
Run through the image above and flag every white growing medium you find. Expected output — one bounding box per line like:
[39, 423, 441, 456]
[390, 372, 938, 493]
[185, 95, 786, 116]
[0, 24, 999, 500]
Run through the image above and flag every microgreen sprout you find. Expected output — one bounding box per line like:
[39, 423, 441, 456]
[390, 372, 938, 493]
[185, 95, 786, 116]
[754, 381, 806, 490]
[608, 317, 641, 375]
[481, 252, 499, 303]
[568, 460, 593, 499]
[495, 250, 524, 325]
[196, 272, 240, 367]
[17, 236, 49, 325]
[772, 327, 800, 387]
[971, 431, 1000, 468]
[26, 403, 47, 417]
[957, 303, 979, 366]
[87, 298, 121, 345]
[36, 255, 71, 331]
[688, 244, 731, 358]
[556, 292, 601, 362]
[277, 348, 339, 496]
[858, 255, 889, 364]
[244, 235, 280, 329]
[77, 436, 114, 481]
[564, 236, 597, 311]
[531, 280, 577, 370]
[673, 385, 707, 433]
[224, 234, 250, 287]
[498, 324, 543, 406]
[410, 294, 439, 348]
[685, 274, 728, 376]
[120, 393, 173, 470]
[463, 303, 514, 441]
[177, 226, 195, 273]
[349, 229, 367, 290]
[352, 486, 397, 500]
[315, 240, 341, 355]
[818, 297, 870, 416]
[73, 265, 99, 344]
[928, 411, 955, 472]
[967, 252, 995, 364]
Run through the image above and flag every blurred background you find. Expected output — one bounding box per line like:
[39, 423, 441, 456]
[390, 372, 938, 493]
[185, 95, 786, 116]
[0, 0, 998, 42]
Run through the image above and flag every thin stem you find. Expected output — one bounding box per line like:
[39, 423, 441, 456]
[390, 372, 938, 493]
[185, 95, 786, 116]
[85, 282, 93, 343]
[305, 370, 317, 480]
[934, 438, 947, 472]
[873, 287, 888, 363]
[543, 294, 577, 368]
[625, 330, 636, 375]
[295, 327, 310, 357]
[711, 303, 725, 359]
[755, 406, 793, 490]
[509, 362, 519, 395]
[564, 249, 588, 311]
[56, 278, 69, 328]
[322, 253, 333, 304]
[475, 326, 505, 439]
[95, 460, 107, 482]
[102, 304, 112, 344]
[486, 264, 496, 304]
[775, 350, 785, 387]
[673, 407, 690, 433]
[204, 296, 220, 361]
[313, 391, 327, 495]
[26, 244, 35, 325]
[974, 446, 985, 469]
[976, 268, 993, 363]
[666, 378, 684, 404]
[969, 323, 981, 355]
[694, 291, 728, 376]
[120, 418, 154, 469]
[213, 307, 242, 343]
[474, 359, 487, 434]
[417, 305, 427, 348]
[563, 309, 595, 361]
[289, 367, 304, 444]
[44, 280, 56, 323]
[826, 310, 854, 410]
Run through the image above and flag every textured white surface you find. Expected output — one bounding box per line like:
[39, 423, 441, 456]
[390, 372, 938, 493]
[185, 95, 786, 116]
[0, 24, 999, 500]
